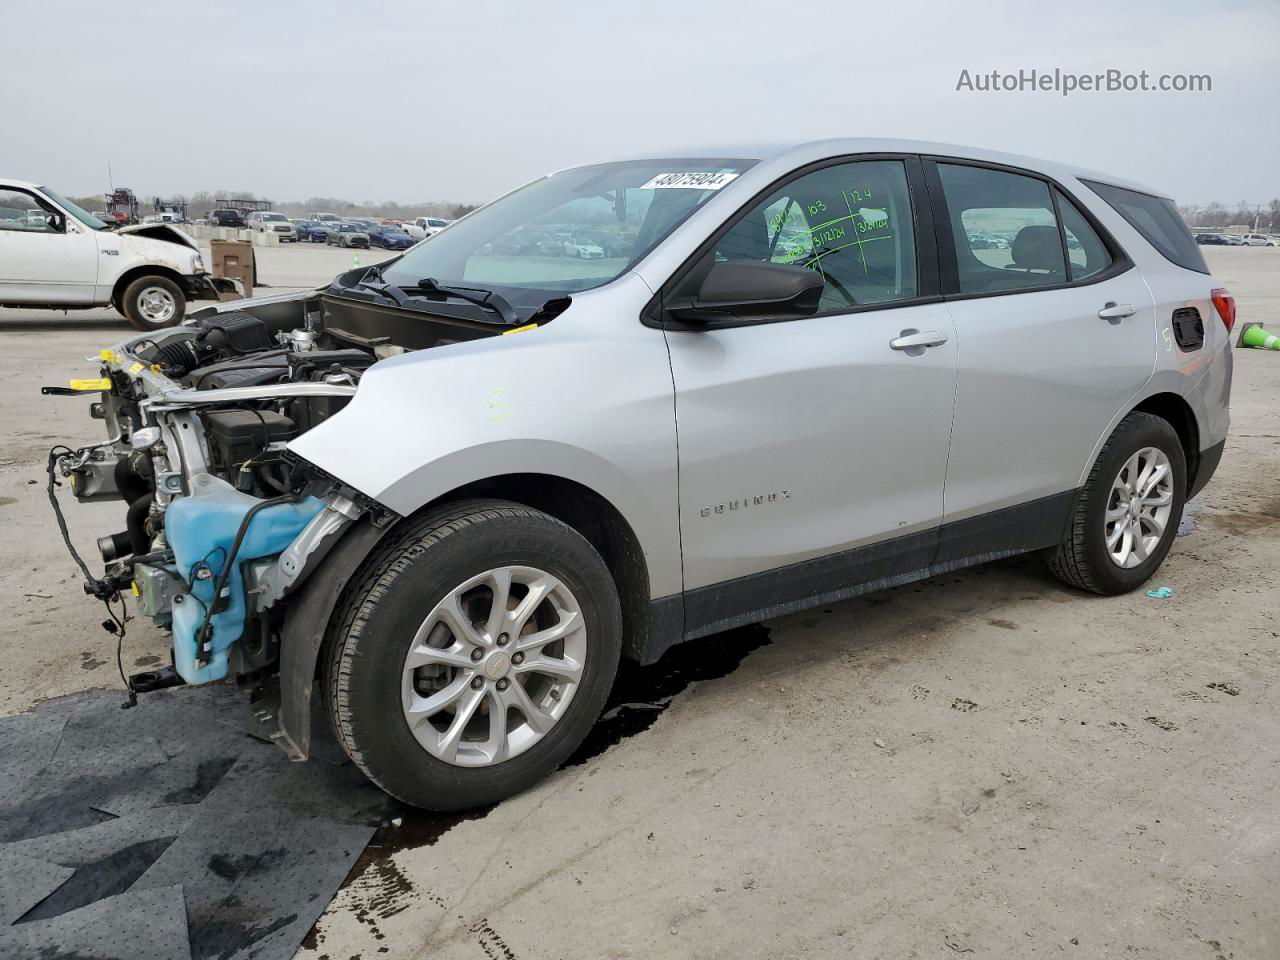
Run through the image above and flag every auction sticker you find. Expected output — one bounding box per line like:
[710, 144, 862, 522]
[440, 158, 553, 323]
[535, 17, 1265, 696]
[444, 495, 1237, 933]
[640, 172, 739, 190]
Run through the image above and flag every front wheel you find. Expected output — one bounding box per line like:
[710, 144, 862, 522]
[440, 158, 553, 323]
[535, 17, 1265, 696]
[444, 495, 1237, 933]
[1047, 412, 1186, 595]
[120, 274, 186, 330]
[325, 500, 623, 811]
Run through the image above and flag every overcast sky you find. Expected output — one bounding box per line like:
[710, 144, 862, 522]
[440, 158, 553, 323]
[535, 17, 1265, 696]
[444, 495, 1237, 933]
[2, 0, 1274, 207]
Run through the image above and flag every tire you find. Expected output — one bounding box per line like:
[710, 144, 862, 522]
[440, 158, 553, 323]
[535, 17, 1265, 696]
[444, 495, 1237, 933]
[120, 274, 186, 331]
[325, 499, 623, 811]
[1047, 412, 1186, 595]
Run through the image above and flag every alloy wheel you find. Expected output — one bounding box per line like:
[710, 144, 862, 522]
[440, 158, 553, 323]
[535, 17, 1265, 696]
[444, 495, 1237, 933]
[400, 565, 587, 767]
[1104, 446, 1174, 568]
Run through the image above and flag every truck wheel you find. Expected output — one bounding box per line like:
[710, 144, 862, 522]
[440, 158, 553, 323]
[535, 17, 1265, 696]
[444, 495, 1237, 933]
[121, 275, 186, 330]
[325, 500, 623, 811]
[1047, 412, 1186, 595]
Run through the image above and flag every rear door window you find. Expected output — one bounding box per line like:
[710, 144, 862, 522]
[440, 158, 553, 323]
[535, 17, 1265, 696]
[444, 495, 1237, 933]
[1081, 179, 1208, 274]
[936, 164, 1067, 294]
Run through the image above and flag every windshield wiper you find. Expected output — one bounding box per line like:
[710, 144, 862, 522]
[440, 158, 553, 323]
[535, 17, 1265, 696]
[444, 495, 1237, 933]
[407, 278, 520, 325]
[344, 264, 411, 307]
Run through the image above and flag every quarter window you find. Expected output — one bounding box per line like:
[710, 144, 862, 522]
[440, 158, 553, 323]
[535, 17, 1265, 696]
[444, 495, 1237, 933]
[714, 159, 918, 310]
[1081, 179, 1208, 275]
[938, 164, 1067, 294]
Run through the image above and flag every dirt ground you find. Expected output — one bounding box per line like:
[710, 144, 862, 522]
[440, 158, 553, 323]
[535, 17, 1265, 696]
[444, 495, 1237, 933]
[1, 245, 1277, 959]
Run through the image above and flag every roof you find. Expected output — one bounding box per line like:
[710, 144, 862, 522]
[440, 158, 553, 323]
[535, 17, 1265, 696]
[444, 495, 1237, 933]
[595, 137, 1167, 198]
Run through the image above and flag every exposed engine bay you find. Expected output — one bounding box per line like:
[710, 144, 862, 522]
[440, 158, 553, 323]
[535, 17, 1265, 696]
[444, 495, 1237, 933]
[47, 284, 510, 697]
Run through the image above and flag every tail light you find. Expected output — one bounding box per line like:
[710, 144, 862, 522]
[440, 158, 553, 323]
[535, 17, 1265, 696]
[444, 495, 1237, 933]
[1210, 288, 1236, 334]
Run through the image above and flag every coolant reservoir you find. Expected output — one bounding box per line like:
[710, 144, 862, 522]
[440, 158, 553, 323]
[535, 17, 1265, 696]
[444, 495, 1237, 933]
[165, 474, 324, 685]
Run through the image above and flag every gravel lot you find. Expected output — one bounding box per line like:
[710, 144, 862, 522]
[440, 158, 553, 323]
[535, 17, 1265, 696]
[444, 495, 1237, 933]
[1, 245, 1277, 959]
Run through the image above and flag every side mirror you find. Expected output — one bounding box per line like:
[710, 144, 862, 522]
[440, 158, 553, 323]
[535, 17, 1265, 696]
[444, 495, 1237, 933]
[669, 261, 824, 322]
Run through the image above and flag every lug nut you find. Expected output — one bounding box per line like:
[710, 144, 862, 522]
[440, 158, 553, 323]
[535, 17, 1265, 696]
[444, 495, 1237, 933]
[497, 633, 509, 646]
[470, 648, 484, 662]
[471, 676, 484, 689]
[496, 678, 509, 691]
[511, 652, 524, 665]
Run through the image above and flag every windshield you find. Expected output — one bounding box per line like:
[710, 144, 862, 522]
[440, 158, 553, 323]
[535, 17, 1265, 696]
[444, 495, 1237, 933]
[40, 186, 108, 230]
[377, 158, 755, 302]
[263, 213, 288, 221]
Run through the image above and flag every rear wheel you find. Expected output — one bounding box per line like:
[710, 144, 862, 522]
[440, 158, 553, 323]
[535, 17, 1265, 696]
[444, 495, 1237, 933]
[1047, 412, 1186, 595]
[325, 500, 623, 810]
[120, 274, 185, 330]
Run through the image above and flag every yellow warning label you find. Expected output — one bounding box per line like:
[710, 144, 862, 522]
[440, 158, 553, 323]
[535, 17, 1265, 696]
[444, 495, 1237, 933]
[129, 362, 144, 374]
[68, 378, 112, 391]
[99, 348, 113, 361]
[130, 581, 141, 597]
[502, 323, 539, 336]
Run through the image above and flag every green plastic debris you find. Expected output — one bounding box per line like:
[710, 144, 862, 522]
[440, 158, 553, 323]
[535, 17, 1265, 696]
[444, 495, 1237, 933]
[1145, 586, 1173, 599]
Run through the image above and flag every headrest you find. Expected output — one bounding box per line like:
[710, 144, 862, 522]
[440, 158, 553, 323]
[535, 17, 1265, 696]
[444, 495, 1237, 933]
[1010, 225, 1062, 272]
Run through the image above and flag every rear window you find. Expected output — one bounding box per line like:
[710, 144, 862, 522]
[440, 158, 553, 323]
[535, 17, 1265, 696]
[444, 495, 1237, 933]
[1082, 180, 1208, 274]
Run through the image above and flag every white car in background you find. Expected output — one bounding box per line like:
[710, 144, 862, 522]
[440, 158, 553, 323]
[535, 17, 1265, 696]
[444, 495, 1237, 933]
[563, 237, 605, 258]
[0, 178, 239, 329]
[405, 216, 451, 240]
[248, 211, 297, 242]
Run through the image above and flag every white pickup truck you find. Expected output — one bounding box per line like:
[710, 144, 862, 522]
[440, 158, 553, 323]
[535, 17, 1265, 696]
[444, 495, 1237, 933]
[403, 215, 452, 240]
[0, 179, 239, 330]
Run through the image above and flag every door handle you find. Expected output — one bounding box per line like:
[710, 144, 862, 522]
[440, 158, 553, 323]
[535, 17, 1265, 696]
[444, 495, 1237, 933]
[1098, 302, 1136, 320]
[889, 329, 948, 351]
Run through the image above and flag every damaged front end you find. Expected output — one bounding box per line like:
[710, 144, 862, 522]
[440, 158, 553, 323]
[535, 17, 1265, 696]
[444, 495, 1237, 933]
[47, 292, 408, 747]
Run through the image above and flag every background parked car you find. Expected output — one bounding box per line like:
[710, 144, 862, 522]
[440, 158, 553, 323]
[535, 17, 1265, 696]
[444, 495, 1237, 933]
[1195, 233, 1229, 245]
[564, 237, 605, 258]
[247, 211, 297, 241]
[368, 224, 414, 250]
[327, 223, 369, 248]
[294, 219, 329, 243]
[1241, 234, 1271, 246]
[209, 208, 246, 227]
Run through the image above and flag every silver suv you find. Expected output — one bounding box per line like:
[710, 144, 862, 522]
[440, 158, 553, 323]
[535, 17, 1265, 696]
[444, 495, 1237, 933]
[51, 139, 1233, 810]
